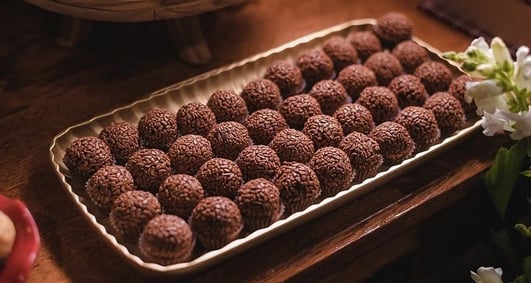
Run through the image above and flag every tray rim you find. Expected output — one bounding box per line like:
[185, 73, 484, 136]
[49, 17, 480, 277]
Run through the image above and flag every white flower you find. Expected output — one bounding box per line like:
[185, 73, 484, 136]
[470, 267, 503, 283]
[502, 107, 531, 140]
[464, 37, 496, 77]
[491, 37, 513, 68]
[481, 110, 508, 136]
[465, 80, 506, 115]
[515, 46, 531, 90]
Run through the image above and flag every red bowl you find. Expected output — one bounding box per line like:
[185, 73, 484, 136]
[0, 194, 40, 283]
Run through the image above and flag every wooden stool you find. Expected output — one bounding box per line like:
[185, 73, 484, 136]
[24, 0, 251, 65]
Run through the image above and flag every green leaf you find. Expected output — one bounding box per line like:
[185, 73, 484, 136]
[484, 138, 529, 219]
[515, 224, 531, 238]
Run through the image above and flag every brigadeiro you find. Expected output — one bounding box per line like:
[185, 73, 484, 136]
[302, 115, 344, 149]
[269, 129, 315, 163]
[322, 35, 359, 72]
[296, 48, 335, 87]
[414, 61, 453, 94]
[110, 190, 161, 242]
[264, 60, 304, 98]
[369, 122, 415, 164]
[274, 162, 321, 214]
[86, 165, 134, 211]
[388, 74, 429, 108]
[236, 145, 281, 181]
[357, 86, 400, 124]
[245, 109, 288, 145]
[157, 174, 204, 220]
[394, 106, 440, 152]
[448, 75, 482, 118]
[364, 52, 403, 86]
[189, 196, 243, 250]
[309, 147, 353, 198]
[138, 109, 177, 150]
[392, 40, 430, 74]
[333, 103, 375, 135]
[207, 89, 248, 123]
[424, 92, 465, 136]
[126, 149, 172, 193]
[337, 64, 377, 100]
[176, 102, 216, 137]
[207, 121, 251, 160]
[196, 158, 243, 199]
[139, 214, 195, 265]
[373, 12, 413, 46]
[99, 121, 139, 164]
[167, 135, 212, 175]
[235, 178, 283, 231]
[63, 136, 113, 180]
[309, 80, 348, 115]
[279, 94, 322, 129]
[338, 131, 383, 182]
[240, 79, 282, 113]
[347, 30, 383, 62]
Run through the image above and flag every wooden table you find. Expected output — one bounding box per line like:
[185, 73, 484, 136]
[0, 0, 507, 282]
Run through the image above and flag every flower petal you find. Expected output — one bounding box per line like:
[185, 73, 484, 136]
[481, 111, 507, 136]
[470, 271, 483, 283]
[465, 80, 506, 114]
[476, 266, 503, 283]
[491, 37, 512, 67]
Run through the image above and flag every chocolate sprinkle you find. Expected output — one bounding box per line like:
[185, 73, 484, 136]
[207, 122, 251, 160]
[138, 109, 177, 150]
[356, 86, 399, 125]
[236, 145, 281, 182]
[63, 136, 113, 180]
[369, 121, 415, 164]
[126, 148, 172, 193]
[240, 79, 282, 113]
[176, 102, 216, 137]
[338, 131, 383, 182]
[347, 30, 383, 62]
[235, 178, 282, 231]
[264, 60, 304, 98]
[302, 114, 344, 149]
[167, 135, 213, 175]
[296, 49, 335, 87]
[279, 94, 322, 129]
[245, 109, 288, 145]
[274, 162, 321, 214]
[269, 129, 315, 163]
[309, 147, 353, 198]
[157, 174, 204, 220]
[333, 103, 375, 135]
[394, 106, 441, 152]
[207, 89, 248, 123]
[99, 121, 139, 164]
[309, 80, 348, 115]
[196, 158, 243, 199]
[364, 51, 403, 86]
[336, 64, 377, 100]
[86, 165, 135, 211]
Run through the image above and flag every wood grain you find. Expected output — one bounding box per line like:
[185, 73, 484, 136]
[0, 0, 499, 282]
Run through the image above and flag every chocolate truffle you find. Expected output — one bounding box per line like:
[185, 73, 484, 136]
[167, 135, 212, 175]
[126, 149, 172, 193]
[86, 165, 135, 211]
[189, 196, 243, 250]
[336, 64, 377, 100]
[302, 114, 344, 149]
[269, 129, 315, 163]
[424, 92, 466, 136]
[240, 79, 282, 113]
[157, 174, 204, 220]
[196, 158, 243, 199]
[333, 103, 375, 135]
[448, 75, 481, 118]
[63, 136, 113, 180]
[347, 30, 383, 62]
[110, 190, 162, 242]
[207, 89, 248, 123]
[322, 35, 359, 71]
[274, 162, 321, 214]
[309, 80, 348, 115]
[236, 145, 281, 181]
[388, 74, 429, 108]
[235, 178, 283, 231]
[245, 109, 288, 145]
[207, 121, 251, 160]
[264, 60, 304, 98]
[309, 147, 354, 198]
[176, 102, 216, 137]
[99, 121, 139, 164]
[369, 122, 415, 164]
[279, 94, 322, 129]
[392, 40, 430, 74]
[364, 52, 403, 86]
[394, 106, 441, 152]
[139, 214, 195, 265]
[414, 61, 453, 94]
[296, 49, 335, 87]
[374, 12, 413, 45]
[138, 109, 177, 150]
[357, 86, 400, 124]
[338, 131, 383, 182]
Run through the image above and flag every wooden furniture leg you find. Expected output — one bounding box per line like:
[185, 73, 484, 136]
[166, 16, 212, 65]
[57, 16, 93, 48]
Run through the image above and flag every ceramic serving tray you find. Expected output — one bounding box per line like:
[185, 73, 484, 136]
[49, 18, 481, 277]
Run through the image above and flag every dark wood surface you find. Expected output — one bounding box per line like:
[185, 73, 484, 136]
[0, 0, 505, 282]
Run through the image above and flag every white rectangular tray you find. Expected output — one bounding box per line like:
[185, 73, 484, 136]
[49, 18, 480, 277]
